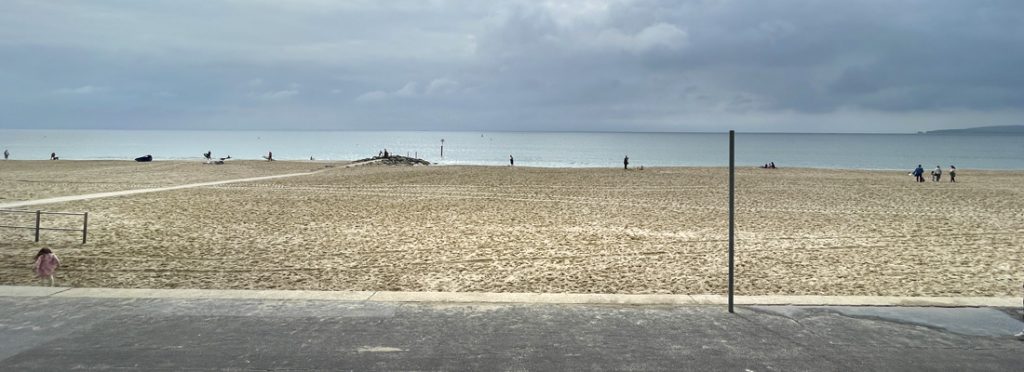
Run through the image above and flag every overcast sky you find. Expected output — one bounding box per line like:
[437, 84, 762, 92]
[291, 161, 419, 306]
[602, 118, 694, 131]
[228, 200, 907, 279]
[2, 0, 1022, 133]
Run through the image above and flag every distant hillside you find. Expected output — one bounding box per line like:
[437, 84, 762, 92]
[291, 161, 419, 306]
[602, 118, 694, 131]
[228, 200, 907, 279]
[923, 125, 1024, 134]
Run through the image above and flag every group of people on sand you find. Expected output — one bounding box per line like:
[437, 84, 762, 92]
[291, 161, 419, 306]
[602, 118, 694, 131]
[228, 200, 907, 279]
[2, 150, 60, 160]
[0, 151, 64, 160]
[204, 150, 275, 162]
[911, 164, 956, 183]
[761, 162, 777, 169]
[505, 154, 640, 170]
[203, 150, 232, 164]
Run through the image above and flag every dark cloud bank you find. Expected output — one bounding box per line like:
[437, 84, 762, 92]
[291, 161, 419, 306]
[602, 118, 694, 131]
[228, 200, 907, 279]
[1, 0, 1022, 133]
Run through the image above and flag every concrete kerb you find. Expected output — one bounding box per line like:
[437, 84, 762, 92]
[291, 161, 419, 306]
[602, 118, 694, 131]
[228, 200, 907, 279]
[0, 286, 71, 297]
[48, 287, 376, 301]
[366, 291, 699, 305]
[0, 286, 1018, 308]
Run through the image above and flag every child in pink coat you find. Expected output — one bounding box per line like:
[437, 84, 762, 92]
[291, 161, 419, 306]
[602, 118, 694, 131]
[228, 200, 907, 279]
[34, 248, 61, 286]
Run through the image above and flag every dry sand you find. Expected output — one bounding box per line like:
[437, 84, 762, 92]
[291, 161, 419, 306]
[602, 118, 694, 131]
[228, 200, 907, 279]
[0, 160, 326, 202]
[1, 161, 1022, 297]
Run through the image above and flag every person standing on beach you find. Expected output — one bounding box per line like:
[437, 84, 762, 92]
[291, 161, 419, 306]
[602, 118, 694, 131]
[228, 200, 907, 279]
[33, 248, 60, 286]
[931, 165, 942, 182]
[912, 164, 925, 182]
[3, 149, 8, 160]
[624, 155, 629, 170]
[509, 155, 514, 166]
[949, 165, 957, 182]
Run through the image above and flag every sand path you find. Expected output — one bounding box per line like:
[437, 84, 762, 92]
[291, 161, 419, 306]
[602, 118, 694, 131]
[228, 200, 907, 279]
[0, 170, 322, 209]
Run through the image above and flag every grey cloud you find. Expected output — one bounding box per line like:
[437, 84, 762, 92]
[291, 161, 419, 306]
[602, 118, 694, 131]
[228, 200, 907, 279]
[53, 86, 106, 95]
[1, 0, 1022, 132]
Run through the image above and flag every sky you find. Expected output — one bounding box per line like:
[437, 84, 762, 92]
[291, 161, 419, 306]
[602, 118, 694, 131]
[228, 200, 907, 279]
[1, 0, 1022, 133]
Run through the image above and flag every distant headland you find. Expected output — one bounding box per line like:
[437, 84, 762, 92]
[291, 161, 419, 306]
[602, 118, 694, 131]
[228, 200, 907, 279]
[919, 125, 1024, 135]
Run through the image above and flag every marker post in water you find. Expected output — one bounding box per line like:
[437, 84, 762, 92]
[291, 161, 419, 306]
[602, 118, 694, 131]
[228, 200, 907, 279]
[441, 139, 445, 158]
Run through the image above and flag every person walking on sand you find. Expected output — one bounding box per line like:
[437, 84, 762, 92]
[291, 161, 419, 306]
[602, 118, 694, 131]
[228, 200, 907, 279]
[949, 165, 957, 183]
[912, 164, 925, 182]
[509, 155, 514, 166]
[931, 165, 942, 182]
[33, 248, 60, 286]
[3, 149, 8, 160]
[624, 155, 629, 170]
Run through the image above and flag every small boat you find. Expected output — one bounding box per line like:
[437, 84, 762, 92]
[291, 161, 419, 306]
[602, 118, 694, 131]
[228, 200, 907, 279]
[135, 155, 153, 162]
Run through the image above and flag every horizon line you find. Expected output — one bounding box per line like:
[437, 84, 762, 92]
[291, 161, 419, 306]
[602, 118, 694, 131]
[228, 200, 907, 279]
[0, 128, 925, 135]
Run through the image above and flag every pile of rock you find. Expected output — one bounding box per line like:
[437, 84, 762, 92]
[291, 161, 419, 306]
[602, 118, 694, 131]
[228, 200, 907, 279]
[350, 155, 431, 166]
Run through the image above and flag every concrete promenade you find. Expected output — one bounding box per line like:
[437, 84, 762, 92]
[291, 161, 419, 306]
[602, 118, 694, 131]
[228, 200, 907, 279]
[2, 286, 1023, 371]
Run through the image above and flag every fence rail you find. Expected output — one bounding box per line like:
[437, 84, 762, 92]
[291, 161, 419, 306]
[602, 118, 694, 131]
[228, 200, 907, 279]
[0, 209, 88, 244]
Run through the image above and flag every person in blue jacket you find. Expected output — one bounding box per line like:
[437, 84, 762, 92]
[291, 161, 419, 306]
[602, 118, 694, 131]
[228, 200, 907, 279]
[912, 164, 925, 182]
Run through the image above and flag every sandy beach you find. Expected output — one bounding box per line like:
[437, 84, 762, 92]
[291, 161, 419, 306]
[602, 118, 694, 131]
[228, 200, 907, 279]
[1, 160, 1022, 296]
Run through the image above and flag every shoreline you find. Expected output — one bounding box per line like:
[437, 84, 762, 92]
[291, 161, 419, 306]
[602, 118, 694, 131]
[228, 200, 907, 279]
[5, 159, 1022, 173]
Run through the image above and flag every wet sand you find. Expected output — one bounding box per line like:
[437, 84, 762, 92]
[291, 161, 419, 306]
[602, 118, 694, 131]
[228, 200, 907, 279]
[1, 161, 1022, 296]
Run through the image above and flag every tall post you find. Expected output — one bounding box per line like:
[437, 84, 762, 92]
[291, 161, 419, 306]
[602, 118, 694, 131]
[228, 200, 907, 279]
[35, 210, 41, 242]
[82, 212, 89, 244]
[728, 130, 735, 313]
[441, 139, 445, 158]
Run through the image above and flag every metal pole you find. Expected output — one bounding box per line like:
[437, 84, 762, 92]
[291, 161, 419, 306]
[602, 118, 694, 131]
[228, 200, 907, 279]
[728, 130, 735, 313]
[35, 210, 41, 243]
[82, 212, 88, 244]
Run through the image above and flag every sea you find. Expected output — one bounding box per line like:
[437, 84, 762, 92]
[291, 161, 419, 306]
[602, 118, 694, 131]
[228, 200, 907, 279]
[1, 129, 1022, 170]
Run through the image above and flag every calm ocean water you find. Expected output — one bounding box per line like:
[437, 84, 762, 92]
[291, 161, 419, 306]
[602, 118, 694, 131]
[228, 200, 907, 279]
[1, 129, 1022, 170]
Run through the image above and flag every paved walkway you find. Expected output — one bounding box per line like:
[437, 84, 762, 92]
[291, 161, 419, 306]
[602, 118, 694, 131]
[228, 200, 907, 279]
[2, 286, 1022, 370]
[0, 171, 320, 209]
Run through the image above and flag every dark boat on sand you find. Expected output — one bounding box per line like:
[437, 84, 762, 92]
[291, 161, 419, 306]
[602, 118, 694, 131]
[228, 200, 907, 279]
[135, 155, 153, 162]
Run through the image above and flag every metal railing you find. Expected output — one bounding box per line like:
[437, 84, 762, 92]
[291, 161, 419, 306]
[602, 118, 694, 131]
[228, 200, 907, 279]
[0, 209, 88, 244]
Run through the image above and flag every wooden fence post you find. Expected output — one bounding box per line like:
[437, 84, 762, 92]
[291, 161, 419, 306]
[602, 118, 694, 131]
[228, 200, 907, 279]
[35, 210, 41, 242]
[82, 212, 88, 244]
